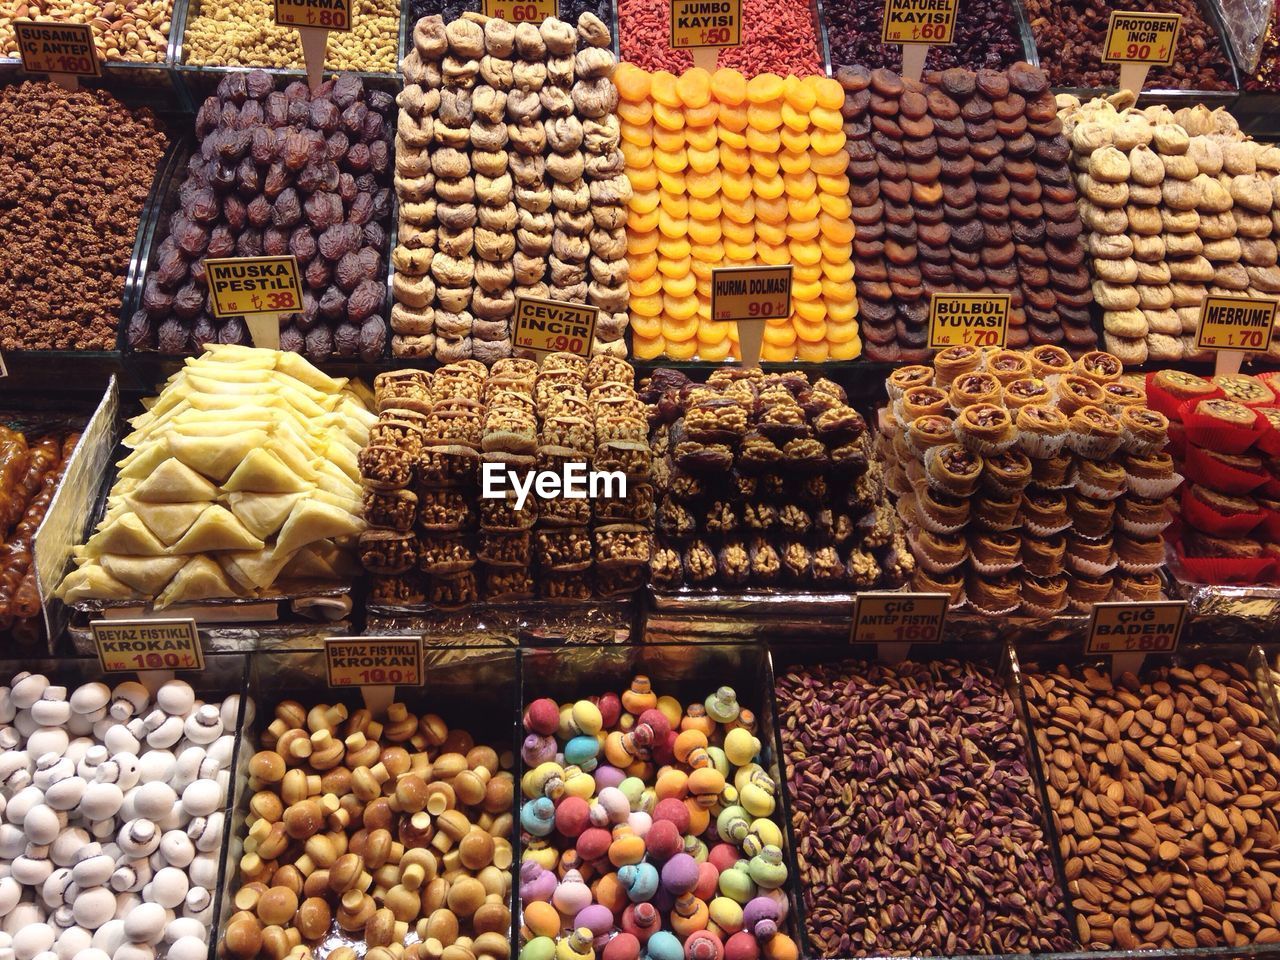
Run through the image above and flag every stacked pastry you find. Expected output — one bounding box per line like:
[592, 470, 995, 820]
[842, 64, 1095, 362]
[643, 368, 912, 590]
[1153, 370, 1280, 582]
[359, 355, 652, 607]
[616, 66, 857, 362]
[1059, 96, 1280, 365]
[878, 346, 1177, 613]
[392, 13, 630, 362]
[58, 346, 372, 610]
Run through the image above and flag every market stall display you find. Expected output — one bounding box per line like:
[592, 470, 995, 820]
[56, 344, 372, 608]
[517, 675, 801, 960]
[0, 671, 241, 960]
[360, 354, 652, 607]
[1024, 659, 1280, 949]
[125, 70, 394, 360]
[1025, 0, 1235, 91]
[1059, 95, 1280, 365]
[0, 2, 172, 63]
[0, 82, 168, 353]
[843, 63, 1095, 362]
[776, 657, 1073, 955]
[619, 66, 856, 362]
[643, 367, 912, 591]
[222, 696, 513, 960]
[392, 13, 630, 362]
[878, 346, 1177, 612]
[181, 0, 401, 72]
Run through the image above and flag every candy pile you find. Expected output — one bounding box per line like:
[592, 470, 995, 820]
[878, 346, 1177, 613]
[223, 698, 512, 960]
[126, 71, 393, 360]
[842, 63, 1095, 362]
[616, 66, 857, 362]
[0, 674, 239, 960]
[518, 677, 800, 960]
[1059, 97, 1280, 365]
[393, 14, 631, 362]
[359, 355, 653, 607]
[1152, 370, 1280, 584]
[643, 367, 912, 591]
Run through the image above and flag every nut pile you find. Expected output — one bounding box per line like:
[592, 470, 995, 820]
[126, 70, 393, 360]
[223, 698, 512, 960]
[58, 346, 372, 608]
[777, 659, 1073, 956]
[643, 367, 912, 591]
[359, 355, 653, 607]
[183, 0, 400, 72]
[518, 678, 800, 960]
[825, 0, 1024, 74]
[0, 82, 167, 352]
[618, 67, 856, 362]
[0, 428, 79, 642]
[843, 64, 1095, 362]
[878, 347, 1177, 613]
[618, 0, 822, 75]
[0, 674, 239, 960]
[1025, 661, 1280, 949]
[1, 1, 171, 62]
[393, 14, 630, 362]
[1060, 96, 1280, 365]
[1026, 0, 1234, 90]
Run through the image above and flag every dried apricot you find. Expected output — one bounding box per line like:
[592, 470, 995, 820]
[717, 103, 749, 132]
[631, 334, 665, 359]
[653, 103, 686, 131]
[649, 70, 680, 107]
[755, 220, 787, 246]
[710, 68, 746, 105]
[617, 100, 653, 126]
[630, 314, 662, 339]
[675, 67, 712, 109]
[614, 63, 652, 102]
[663, 272, 697, 298]
[689, 196, 722, 220]
[746, 72, 784, 104]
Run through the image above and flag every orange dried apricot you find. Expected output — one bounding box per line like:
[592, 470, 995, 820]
[631, 334, 665, 360]
[783, 171, 817, 199]
[652, 126, 685, 151]
[723, 239, 756, 260]
[663, 272, 697, 298]
[809, 130, 845, 156]
[653, 102, 686, 131]
[662, 312, 699, 341]
[621, 142, 654, 167]
[828, 338, 862, 361]
[753, 194, 788, 224]
[721, 218, 753, 243]
[683, 101, 720, 127]
[688, 218, 722, 245]
[756, 239, 789, 264]
[821, 278, 854, 302]
[664, 292, 700, 321]
[748, 147, 780, 175]
[755, 220, 786, 246]
[809, 152, 848, 175]
[685, 124, 718, 150]
[711, 68, 746, 105]
[721, 170, 752, 201]
[696, 276, 713, 297]
[630, 273, 663, 297]
[690, 241, 724, 262]
[746, 104, 782, 131]
[614, 63, 652, 102]
[654, 149, 688, 173]
[719, 144, 751, 173]
[751, 173, 784, 199]
[716, 125, 746, 150]
[717, 102, 749, 131]
[630, 314, 662, 340]
[797, 340, 830, 362]
[628, 251, 658, 280]
[618, 100, 653, 126]
[816, 177, 851, 200]
[779, 150, 810, 175]
[761, 342, 796, 362]
[793, 262, 822, 283]
[788, 195, 822, 221]
[628, 207, 660, 232]
[629, 231, 660, 255]
[826, 317, 859, 341]
[811, 76, 844, 111]
[697, 320, 732, 346]
[686, 169, 721, 198]
[658, 208, 687, 238]
[657, 169, 686, 194]
[658, 235, 691, 260]
[810, 106, 843, 132]
[818, 237, 851, 262]
[780, 129, 810, 154]
[818, 213, 854, 243]
[687, 147, 720, 173]
[676, 67, 712, 109]
[821, 259, 854, 283]
[792, 278, 822, 301]
[691, 259, 716, 280]
[698, 337, 733, 361]
[721, 195, 755, 223]
[659, 191, 689, 218]
[793, 316, 827, 343]
[786, 216, 820, 242]
[657, 254, 692, 278]
[826, 299, 857, 323]
[689, 196, 722, 220]
[783, 76, 817, 112]
[650, 70, 680, 107]
[780, 102, 809, 132]
[761, 320, 796, 346]
[789, 239, 822, 265]
[630, 292, 663, 317]
[746, 72, 784, 104]
[665, 336, 700, 360]
[794, 298, 826, 322]
[627, 166, 659, 192]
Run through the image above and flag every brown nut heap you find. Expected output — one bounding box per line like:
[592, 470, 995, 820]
[361, 356, 652, 605]
[0, 82, 167, 351]
[223, 699, 514, 960]
[1025, 661, 1280, 950]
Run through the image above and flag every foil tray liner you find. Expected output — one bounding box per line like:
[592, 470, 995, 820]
[1166, 551, 1280, 643]
[366, 597, 638, 645]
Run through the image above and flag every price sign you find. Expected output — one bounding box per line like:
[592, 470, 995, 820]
[851, 592, 948, 645]
[92, 619, 203, 674]
[204, 256, 304, 318]
[1102, 11, 1180, 65]
[670, 0, 741, 49]
[15, 22, 100, 79]
[881, 0, 957, 45]
[274, 0, 352, 30]
[325, 637, 423, 688]
[484, 0, 556, 21]
[1085, 601, 1187, 655]
[513, 296, 598, 356]
[711, 266, 792, 322]
[1194, 295, 1277, 353]
[928, 293, 1010, 350]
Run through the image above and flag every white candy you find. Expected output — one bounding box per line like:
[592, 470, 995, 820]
[121, 903, 165, 945]
[53, 928, 90, 960]
[178, 782, 218, 820]
[144, 720, 183, 752]
[11, 675, 49, 710]
[71, 886, 115, 929]
[153, 684, 193, 718]
[113, 943, 154, 960]
[31, 700, 70, 727]
[12, 851, 52, 885]
[155, 835, 191, 871]
[101, 728, 138, 758]
[45, 779, 86, 813]
[88, 920, 123, 955]
[11, 924, 54, 960]
[27, 731, 69, 760]
[164, 938, 204, 960]
[145, 868, 187, 910]
[72, 949, 111, 960]
[107, 686, 147, 724]
[50, 831, 90, 869]
[130, 786, 175, 823]
[69, 686, 109, 717]
[185, 856, 216, 892]
[24, 807, 64, 846]
[70, 857, 113, 890]
[0, 877, 20, 915]
[77, 784, 123, 824]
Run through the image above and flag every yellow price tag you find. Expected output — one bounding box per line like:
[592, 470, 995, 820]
[1085, 601, 1186, 654]
[204, 256, 305, 318]
[1102, 11, 1180, 65]
[325, 637, 423, 688]
[274, 0, 352, 30]
[1194, 295, 1277, 353]
[92, 619, 203, 673]
[513, 296, 598, 356]
[881, 0, 957, 45]
[670, 0, 741, 49]
[711, 266, 792, 322]
[851, 592, 948, 645]
[15, 22, 100, 77]
[928, 293, 1009, 350]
